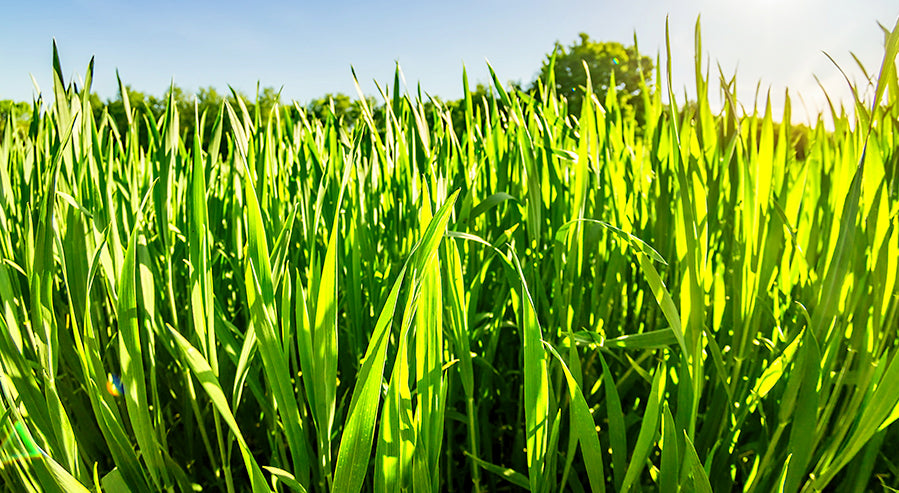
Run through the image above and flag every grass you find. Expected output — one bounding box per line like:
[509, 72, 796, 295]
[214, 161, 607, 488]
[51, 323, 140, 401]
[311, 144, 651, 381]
[1, 18, 899, 492]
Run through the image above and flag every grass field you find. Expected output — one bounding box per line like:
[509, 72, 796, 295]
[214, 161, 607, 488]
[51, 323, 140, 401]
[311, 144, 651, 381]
[1, 20, 899, 492]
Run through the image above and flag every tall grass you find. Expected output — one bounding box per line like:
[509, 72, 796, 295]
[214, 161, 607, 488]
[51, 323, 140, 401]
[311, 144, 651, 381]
[1, 19, 898, 492]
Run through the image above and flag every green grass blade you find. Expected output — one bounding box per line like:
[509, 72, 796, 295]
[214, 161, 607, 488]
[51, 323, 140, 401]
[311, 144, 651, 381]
[544, 340, 606, 493]
[683, 431, 713, 493]
[166, 326, 273, 493]
[463, 453, 530, 490]
[333, 268, 406, 493]
[509, 248, 550, 493]
[598, 352, 627, 490]
[659, 403, 678, 493]
[116, 186, 166, 490]
[621, 360, 666, 493]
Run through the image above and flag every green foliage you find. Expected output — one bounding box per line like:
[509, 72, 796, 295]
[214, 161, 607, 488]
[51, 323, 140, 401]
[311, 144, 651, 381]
[305, 93, 376, 124]
[88, 82, 283, 154]
[533, 33, 653, 121]
[1, 19, 899, 493]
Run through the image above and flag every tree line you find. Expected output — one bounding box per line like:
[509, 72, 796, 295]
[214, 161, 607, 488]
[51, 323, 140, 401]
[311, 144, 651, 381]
[1, 34, 652, 145]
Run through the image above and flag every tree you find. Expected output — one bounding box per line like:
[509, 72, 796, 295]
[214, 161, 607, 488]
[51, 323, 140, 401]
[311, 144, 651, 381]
[88, 83, 286, 153]
[306, 93, 366, 123]
[93, 84, 164, 149]
[533, 33, 653, 121]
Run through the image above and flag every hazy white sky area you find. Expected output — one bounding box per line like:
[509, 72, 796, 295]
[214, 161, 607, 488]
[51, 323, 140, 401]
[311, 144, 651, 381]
[2, 1, 897, 124]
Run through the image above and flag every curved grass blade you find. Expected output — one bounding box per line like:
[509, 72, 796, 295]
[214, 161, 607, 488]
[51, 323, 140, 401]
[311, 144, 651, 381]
[167, 326, 272, 493]
[463, 452, 530, 490]
[232, 100, 312, 484]
[544, 340, 606, 493]
[621, 360, 666, 493]
[263, 466, 309, 493]
[333, 267, 406, 492]
[29, 114, 80, 477]
[117, 186, 167, 490]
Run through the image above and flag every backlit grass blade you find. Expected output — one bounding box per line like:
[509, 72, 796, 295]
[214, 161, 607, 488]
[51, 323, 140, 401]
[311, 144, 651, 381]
[442, 237, 481, 491]
[29, 114, 81, 478]
[309, 191, 341, 488]
[544, 340, 606, 493]
[598, 352, 627, 491]
[781, 330, 820, 493]
[621, 360, 666, 493]
[304, 156, 352, 488]
[0, 420, 41, 465]
[375, 292, 416, 493]
[870, 17, 899, 117]
[750, 329, 803, 403]
[509, 247, 550, 493]
[233, 100, 312, 486]
[573, 329, 677, 350]
[375, 189, 459, 492]
[116, 186, 167, 490]
[264, 466, 309, 493]
[189, 100, 214, 359]
[188, 99, 232, 491]
[659, 403, 678, 493]
[412, 189, 460, 270]
[468, 192, 516, 222]
[245, 260, 311, 487]
[333, 268, 406, 493]
[810, 345, 899, 489]
[412, 182, 447, 492]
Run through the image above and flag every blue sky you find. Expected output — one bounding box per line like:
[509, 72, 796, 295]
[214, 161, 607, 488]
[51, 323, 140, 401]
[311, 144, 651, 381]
[1, 0, 897, 123]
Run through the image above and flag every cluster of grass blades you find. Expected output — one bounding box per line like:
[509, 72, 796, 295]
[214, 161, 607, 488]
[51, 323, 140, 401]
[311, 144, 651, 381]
[1, 17, 899, 492]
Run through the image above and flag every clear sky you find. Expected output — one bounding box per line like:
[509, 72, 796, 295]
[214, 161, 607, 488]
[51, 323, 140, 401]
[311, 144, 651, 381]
[1, 0, 897, 124]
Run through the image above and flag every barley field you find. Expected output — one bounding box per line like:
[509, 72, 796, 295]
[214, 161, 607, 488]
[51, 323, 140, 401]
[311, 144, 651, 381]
[1, 21, 898, 492]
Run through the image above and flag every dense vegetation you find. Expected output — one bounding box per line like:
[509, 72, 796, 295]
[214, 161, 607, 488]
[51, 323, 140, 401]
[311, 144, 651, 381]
[1, 20, 899, 492]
